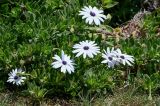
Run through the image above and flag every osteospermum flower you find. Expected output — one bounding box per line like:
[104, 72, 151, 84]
[7, 68, 26, 86]
[51, 50, 74, 74]
[72, 40, 100, 59]
[79, 6, 106, 25]
[101, 47, 119, 68]
[114, 49, 134, 66]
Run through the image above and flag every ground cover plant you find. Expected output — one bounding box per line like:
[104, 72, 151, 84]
[0, 0, 160, 105]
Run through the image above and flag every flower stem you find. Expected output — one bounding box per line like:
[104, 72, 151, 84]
[148, 85, 152, 100]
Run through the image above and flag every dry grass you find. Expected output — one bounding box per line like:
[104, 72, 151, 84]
[75, 87, 160, 106]
[1, 89, 160, 106]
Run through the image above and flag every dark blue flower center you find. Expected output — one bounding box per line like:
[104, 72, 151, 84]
[62, 61, 67, 65]
[83, 46, 89, 50]
[120, 56, 125, 59]
[90, 11, 96, 17]
[108, 57, 113, 61]
[14, 76, 19, 80]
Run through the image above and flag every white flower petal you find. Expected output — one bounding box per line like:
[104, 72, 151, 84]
[53, 55, 62, 61]
[52, 51, 75, 74]
[79, 6, 106, 25]
[102, 48, 120, 68]
[73, 40, 100, 59]
[94, 17, 100, 25]
[7, 68, 26, 86]
[61, 65, 67, 73]
[52, 62, 62, 68]
[76, 51, 84, 57]
[83, 52, 87, 59]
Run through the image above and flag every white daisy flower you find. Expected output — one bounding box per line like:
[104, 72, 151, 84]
[72, 40, 100, 59]
[101, 47, 119, 68]
[79, 6, 106, 25]
[114, 49, 134, 66]
[7, 68, 26, 86]
[51, 50, 74, 74]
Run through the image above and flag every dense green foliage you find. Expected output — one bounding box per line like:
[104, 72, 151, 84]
[0, 0, 160, 102]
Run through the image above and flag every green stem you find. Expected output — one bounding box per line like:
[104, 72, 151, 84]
[148, 84, 152, 100]
[21, 73, 36, 79]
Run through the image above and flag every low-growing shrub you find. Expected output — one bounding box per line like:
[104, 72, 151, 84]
[0, 0, 160, 101]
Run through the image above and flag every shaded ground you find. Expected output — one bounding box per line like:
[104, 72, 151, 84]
[1, 88, 160, 106]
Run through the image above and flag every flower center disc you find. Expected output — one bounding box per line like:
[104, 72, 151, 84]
[90, 11, 96, 17]
[62, 61, 67, 65]
[108, 57, 113, 61]
[14, 76, 19, 80]
[83, 46, 89, 50]
[120, 56, 125, 59]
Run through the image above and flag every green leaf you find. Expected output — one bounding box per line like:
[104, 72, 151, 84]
[10, 7, 21, 17]
[102, 0, 119, 8]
